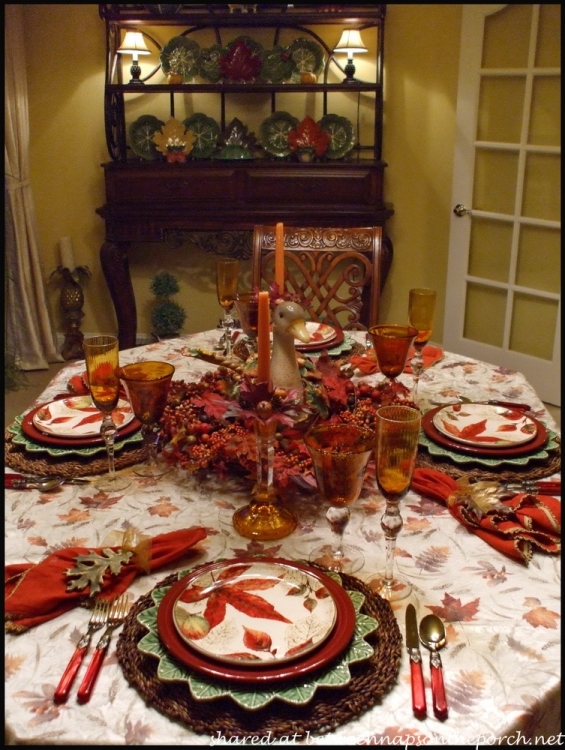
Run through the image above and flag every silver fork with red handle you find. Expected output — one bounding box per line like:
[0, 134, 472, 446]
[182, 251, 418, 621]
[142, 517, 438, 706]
[499, 480, 561, 496]
[54, 598, 110, 704]
[77, 595, 129, 704]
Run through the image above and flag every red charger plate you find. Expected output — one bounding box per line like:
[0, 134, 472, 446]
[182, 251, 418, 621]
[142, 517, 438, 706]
[156, 557, 357, 684]
[296, 326, 344, 353]
[22, 403, 142, 448]
[422, 406, 548, 458]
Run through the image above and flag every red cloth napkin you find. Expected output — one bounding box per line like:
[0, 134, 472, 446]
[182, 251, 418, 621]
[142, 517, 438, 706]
[411, 468, 561, 564]
[67, 370, 128, 400]
[351, 345, 443, 376]
[5, 527, 207, 633]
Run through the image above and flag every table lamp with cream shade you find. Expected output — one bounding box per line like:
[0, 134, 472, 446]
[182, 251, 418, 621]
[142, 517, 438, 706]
[117, 31, 150, 84]
[333, 29, 368, 83]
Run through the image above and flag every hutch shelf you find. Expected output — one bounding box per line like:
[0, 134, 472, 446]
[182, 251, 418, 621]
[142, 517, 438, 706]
[97, 4, 393, 349]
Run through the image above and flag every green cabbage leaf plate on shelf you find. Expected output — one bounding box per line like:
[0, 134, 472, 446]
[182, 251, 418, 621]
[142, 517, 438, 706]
[259, 111, 299, 158]
[319, 114, 355, 160]
[129, 115, 165, 160]
[288, 38, 324, 82]
[160, 36, 201, 81]
[183, 113, 220, 158]
[260, 45, 295, 83]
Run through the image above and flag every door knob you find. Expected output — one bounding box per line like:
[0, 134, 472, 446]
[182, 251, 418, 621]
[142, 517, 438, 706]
[453, 204, 472, 216]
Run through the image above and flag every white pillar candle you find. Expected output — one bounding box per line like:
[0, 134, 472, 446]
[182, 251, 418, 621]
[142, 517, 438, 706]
[59, 237, 76, 270]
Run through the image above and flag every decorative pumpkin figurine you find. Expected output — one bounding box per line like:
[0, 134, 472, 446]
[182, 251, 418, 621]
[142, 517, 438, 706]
[270, 300, 311, 397]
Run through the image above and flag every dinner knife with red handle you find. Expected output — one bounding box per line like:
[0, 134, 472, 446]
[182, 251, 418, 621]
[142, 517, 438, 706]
[405, 604, 427, 718]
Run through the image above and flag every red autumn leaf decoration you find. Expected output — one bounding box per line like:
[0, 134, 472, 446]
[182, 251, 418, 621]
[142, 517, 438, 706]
[315, 353, 350, 407]
[192, 391, 233, 421]
[178, 567, 293, 634]
[219, 38, 262, 81]
[243, 626, 273, 652]
[427, 592, 480, 622]
[288, 116, 330, 156]
[285, 637, 314, 657]
[522, 604, 559, 629]
[439, 418, 501, 443]
[501, 409, 526, 421]
[75, 412, 106, 428]
[91, 361, 116, 384]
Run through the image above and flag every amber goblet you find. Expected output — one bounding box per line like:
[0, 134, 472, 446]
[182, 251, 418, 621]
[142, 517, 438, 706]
[368, 324, 418, 390]
[216, 258, 239, 356]
[234, 291, 259, 353]
[367, 405, 421, 602]
[83, 336, 131, 493]
[304, 423, 374, 574]
[117, 361, 175, 478]
[408, 288, 437, 400]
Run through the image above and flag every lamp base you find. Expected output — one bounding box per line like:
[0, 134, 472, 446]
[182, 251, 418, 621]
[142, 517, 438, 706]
[128, 62, 144, 84]
[343, 58, 356, 83]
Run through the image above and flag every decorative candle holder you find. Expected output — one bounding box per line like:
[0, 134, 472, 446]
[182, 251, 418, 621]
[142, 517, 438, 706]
[232, 400, 298, 541]
[51, 265, 91, 360]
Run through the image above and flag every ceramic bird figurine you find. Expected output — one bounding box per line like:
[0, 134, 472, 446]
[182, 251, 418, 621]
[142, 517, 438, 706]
[270, 300, 311, 397]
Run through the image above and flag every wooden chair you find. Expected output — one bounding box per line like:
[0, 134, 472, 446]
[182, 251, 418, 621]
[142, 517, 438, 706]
[251, 226, 391, 330]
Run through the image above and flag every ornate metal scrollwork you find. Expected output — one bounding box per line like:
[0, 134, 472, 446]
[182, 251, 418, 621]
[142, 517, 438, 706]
[162, 230, 252, 259]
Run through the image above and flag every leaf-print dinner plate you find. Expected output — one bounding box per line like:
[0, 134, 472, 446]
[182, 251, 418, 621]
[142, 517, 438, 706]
[32, 396, 134, 439]
[154, 558, 359, 684]
[422, 406, 548, 458]
[432, 403, 538, 448]
[296, 324, 344, 353]
[172, 559, 337, 666]
[20, 403, 141, 449]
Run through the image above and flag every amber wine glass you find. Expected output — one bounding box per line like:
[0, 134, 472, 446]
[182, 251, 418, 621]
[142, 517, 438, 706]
[117, 361, 175, 478]
[234, 291, 259, 353]
[367, 405, 421, 602]
[304, 423, 374, 574]
[408, 288, 437, 400]
[368, 324, 418, 395]
[83, 335, 130, 492]
[216, 258, 239, 357]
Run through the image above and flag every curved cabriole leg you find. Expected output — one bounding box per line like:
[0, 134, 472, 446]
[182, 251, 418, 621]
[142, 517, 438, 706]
[100, 241, 137, 350]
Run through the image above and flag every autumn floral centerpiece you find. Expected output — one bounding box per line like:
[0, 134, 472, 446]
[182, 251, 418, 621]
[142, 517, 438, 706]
[160, 283, 418, 490]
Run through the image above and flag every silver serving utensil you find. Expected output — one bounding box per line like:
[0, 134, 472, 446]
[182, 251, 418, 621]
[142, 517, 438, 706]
[406, 604, 427, 718]
[5, 473, 91, 491]
[53, 598, 110, 704]
[419, 614, 448, 720]
[429, 397, 530, 411]
[77, 595, 130, 704]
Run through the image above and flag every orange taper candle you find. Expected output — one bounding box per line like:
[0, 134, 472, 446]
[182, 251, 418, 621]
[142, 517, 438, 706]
[257, 290, 270, 384]
[275, 222, 285, 293]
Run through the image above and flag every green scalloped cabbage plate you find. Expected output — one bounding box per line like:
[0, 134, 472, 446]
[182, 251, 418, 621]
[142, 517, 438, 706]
[137, 571, 378, 710]
[8, 416, 143, 458]
[419, 428, 558, 467]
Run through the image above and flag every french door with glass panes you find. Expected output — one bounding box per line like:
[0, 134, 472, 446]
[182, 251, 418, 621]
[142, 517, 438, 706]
[443, 4, 560, 405]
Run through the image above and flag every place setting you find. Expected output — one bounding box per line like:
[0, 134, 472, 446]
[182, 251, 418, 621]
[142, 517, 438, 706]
[116, 555, 402, 736]
[5, 336, 146, 479]
[418, 399, 560, 481]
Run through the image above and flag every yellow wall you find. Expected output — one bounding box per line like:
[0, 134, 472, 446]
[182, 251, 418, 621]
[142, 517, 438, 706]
[23, 4, 462, 343]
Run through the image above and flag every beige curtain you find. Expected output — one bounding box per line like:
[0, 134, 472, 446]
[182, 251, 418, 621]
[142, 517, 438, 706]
[5, 4, 62, 370]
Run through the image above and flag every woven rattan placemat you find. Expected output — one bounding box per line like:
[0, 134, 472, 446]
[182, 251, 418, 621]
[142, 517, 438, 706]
[4, 428, 147, 478]
[117, 568, 402, 740]
[416, 437, 561, 483]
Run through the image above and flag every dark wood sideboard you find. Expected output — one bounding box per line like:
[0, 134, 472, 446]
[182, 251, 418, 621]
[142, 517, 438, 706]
[97, 4, 393, 349]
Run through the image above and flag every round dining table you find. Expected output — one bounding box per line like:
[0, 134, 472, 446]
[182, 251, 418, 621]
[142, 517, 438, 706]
[5, 329, 561, 745]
